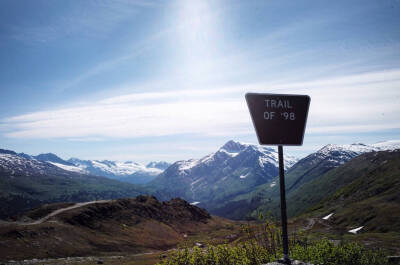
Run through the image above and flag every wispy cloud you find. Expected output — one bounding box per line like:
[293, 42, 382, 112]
[8, 0, 161, 43]
[2, 69, 400, 140]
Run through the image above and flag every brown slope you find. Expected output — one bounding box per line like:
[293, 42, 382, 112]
[0, 196, 220, 262]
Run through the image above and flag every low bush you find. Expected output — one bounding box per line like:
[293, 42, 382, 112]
[158, 239, 387, 265]
[158, 216, 388, 265]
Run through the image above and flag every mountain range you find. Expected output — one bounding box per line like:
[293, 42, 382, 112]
[1, 139, 399, 222]
[0, 149, 147, 218]
[67, 158, 170, 184]
[1, 147, 399, 261]
[4, 149, 170, 184]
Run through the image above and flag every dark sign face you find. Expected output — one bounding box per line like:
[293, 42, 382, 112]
[245, 93, 310, 146]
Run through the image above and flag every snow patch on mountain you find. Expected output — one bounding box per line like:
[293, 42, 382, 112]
[319, 141, 400, 156]
[372, 140, 400, 151]
[318, 143, 375, 157]
[348, 226, 364, 234]
[48, 162, 88, 173]
[240, 173, 249, 179]
[178, 159, 199, 172]
[309, 141, 400, 170]
[322, 213, 334, 220]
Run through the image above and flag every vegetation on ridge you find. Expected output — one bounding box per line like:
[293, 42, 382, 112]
[158, 216, 389, 265]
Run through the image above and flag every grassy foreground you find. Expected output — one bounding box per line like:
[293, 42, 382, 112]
[157, 218, 389, 265]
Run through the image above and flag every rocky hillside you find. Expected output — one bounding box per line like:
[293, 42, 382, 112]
[0, 196, 220, 261]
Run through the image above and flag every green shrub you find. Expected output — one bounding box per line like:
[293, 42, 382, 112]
[158, 214, 388, 265]
[291, 239, 387, 265]
[158, 239, 388, 265]
[158, 217, 388, 265]
[158, 243, 277, 265]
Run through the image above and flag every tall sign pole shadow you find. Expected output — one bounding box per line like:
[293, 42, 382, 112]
[246, 93, 310, 265]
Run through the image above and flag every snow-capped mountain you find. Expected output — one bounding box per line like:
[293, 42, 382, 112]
[0, 149, 146, 219]
[259, 140, 400, 195]
[371, 140, 400, 151]
[0, 149, 79, 177]
[314, 143, 376, 167]
[0, 148, 170, 184]
[67, 158, 170, 184]
[313, 141, 400, 167]
[205, 140, 400, 219]
[33, 153, 87, 174]
[175, 140, 297, 174]
[149, 140, 298, 206]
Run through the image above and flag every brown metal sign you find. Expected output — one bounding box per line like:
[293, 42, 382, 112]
[245, 93, 310, 146]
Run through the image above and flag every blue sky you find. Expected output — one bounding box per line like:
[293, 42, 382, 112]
[0, 0, 399, 163]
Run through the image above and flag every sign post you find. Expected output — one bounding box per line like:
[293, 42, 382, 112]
[245, 93, 310, 265]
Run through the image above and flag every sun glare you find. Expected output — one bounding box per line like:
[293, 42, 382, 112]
[174, 0, 221, 82]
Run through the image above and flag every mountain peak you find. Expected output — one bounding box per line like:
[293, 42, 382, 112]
[34, 153, 74, 166]
[220, 140, 249, 153]
[35, 152, 59, 159]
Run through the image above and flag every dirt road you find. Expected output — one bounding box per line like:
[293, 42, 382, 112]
[0, 200, 110, 226]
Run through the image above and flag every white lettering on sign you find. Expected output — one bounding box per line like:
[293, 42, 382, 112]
[264, 99, 295, 121]
[264, 111, 275, 120]
[281, 112, 296, 120]
[264, 99, 293, 109]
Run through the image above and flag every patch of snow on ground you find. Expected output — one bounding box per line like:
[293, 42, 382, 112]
[348, 226, 364, 234]
[190, 202, 200, 205]
[322, 213, 334, 220]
